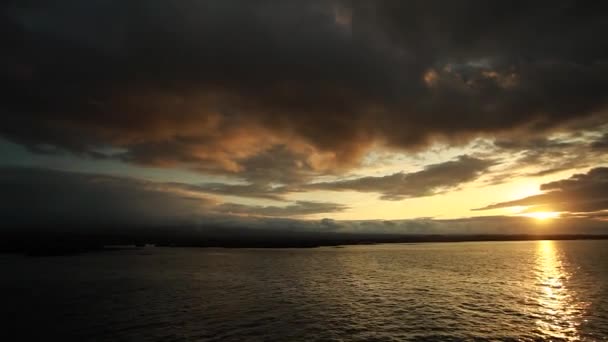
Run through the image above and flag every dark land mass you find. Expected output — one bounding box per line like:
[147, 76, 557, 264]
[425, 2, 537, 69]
[2, 225, 608, 256]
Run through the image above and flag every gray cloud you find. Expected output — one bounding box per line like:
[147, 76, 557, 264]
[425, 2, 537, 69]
[0, 167, 347, 226]
[171, 145, 323, 200]
[2, 167, 608, 236]
[592, 133, 608, 150]
[186, 154, 495, 201]
[222, 215, 608, 236]
[493, 137, 576, 151]
[215, 201, 348, 217]
[484, 132, 608, 180]
[183, 183, 287, 201]
[307, 155, 494, 200]
[496, 137, 589, 177]
[474, 167, 608, 215]
[0, 167, 207, 226]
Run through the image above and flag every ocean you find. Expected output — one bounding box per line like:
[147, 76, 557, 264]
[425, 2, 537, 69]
[3, 240, 608, 341]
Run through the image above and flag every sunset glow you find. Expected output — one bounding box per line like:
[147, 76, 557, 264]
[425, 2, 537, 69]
[1, 0, 608, 236]
[3, 2, 608, 341]
[523, 212, 561, 221]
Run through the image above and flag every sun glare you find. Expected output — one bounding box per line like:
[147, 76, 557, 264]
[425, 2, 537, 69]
[523, 211, 561, 221]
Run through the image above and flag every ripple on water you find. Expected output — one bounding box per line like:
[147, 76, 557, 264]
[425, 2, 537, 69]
[2, 240, 608, 341]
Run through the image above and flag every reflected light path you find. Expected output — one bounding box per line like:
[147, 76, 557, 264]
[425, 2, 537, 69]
[535, 240, 585, 341]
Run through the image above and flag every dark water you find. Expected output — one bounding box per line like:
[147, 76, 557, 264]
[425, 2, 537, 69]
[3, 240, 608, 341]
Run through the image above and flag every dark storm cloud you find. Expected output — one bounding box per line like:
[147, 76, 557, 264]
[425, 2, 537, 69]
[1, 0, 608, 177]
[0, 167, 347, 226]
[360, 1, 608, 61]
[1, 0, 385, 169]
[307, 155, 494, 200]
[474, 167, 608, 215]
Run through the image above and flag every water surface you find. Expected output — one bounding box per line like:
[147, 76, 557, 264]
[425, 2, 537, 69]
[3, 240, 608, 341]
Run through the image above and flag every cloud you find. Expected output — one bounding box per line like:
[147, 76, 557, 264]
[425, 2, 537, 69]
[213, 215, 608, 236]
[493, 137, 576, 151]
[0, 167, 208, 226]
[474, 167, 608, 215]
[168, 145, 329, 200]
[215, 201, 348, 217]
[592, 133, 608, 150]
[183, 183, 287, 201]
[307, 155, 494, 200]
[1, 0, 607, 178]
[0, 167, 347, 226]
[480, 132, 608, 181]
[2, 167, 608, 236]
[494, 137, 590, 176]
[187, 154, 495, 201]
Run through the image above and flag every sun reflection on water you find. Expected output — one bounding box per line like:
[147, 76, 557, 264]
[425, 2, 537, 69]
[535, 240, 584, 341]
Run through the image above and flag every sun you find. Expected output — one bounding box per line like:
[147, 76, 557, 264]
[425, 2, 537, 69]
[522, 211, 561, 221]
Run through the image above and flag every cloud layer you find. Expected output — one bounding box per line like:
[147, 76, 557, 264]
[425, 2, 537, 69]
[2, 0, 608, 235]
[0, 167, 347, 226]
[3, 167, 608, 236]
[308, 155, 493, 200]
[475, 167, 608, 216]
[2, 0, 608, 180]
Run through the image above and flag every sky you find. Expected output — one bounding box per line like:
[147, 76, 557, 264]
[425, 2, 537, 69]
[2, 1, 608, 236]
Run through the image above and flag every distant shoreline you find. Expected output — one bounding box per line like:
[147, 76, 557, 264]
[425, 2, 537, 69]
[2, 232, 608, 256]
